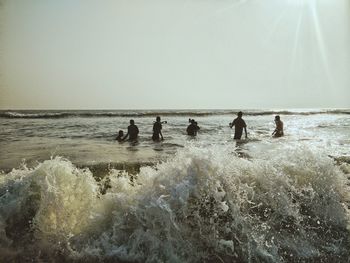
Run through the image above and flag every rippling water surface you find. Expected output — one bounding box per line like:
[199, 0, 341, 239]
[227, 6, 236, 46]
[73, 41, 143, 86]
[0, 109, 349, 262]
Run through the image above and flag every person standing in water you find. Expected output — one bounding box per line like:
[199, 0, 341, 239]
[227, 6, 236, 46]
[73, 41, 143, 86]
[123, 119, 139, 141]
[272, 115, 284, 137]
[187, 118, 200, 136]
[152, 116, 164, 141]
[230, 111, 247, 139]
[115, 130, 124, 142]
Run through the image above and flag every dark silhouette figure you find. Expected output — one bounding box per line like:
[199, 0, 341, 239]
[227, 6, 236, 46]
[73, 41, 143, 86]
[187, 118, 200, 136]
[123, 119, 139, 141]
[272, 115, 284, 137]
[116, 130, 124, 142]
[152, 116, 164, 141]
[194, 121, 200, 135]
[230, 111, 247, 139]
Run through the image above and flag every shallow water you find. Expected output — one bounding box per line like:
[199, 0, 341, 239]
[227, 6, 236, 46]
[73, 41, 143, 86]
[0, 109, 349, 170]
[0, 110, 350, 262]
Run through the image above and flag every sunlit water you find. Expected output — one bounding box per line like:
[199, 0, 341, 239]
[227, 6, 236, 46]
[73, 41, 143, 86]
[1, 109, 349, 170]
[0, 109, 350, 262]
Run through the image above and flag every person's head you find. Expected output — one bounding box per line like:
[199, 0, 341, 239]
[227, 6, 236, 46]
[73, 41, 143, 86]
[130, 119, 135, 125]
[191, 119, 195, 124]
[156, 116, 161, 122]
[238, 111, 243, 117]
[118, 130, 124, 136]
[275, 115, 280, 121]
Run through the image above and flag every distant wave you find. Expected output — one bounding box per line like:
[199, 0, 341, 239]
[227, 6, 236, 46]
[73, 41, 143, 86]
[1, 111, 72, 119]
[1, 109, 349, 119]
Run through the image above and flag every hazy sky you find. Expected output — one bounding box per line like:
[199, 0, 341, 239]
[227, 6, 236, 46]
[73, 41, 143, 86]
[1, 0, 349, 109]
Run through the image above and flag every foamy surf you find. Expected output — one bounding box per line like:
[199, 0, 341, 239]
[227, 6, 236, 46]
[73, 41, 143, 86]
[1, 109, 349, 119]
[1, 146, 349, 262]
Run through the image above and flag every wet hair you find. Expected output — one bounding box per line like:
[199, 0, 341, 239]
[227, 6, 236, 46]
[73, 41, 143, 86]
[156, 116, 161, 122]
[275, 115, 280, 121]
[130, 119, 135, 124]
[238, 111, 243, 117]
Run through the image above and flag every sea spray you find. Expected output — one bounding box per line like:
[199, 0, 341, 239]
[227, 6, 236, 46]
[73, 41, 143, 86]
[0, 146, 349, 262]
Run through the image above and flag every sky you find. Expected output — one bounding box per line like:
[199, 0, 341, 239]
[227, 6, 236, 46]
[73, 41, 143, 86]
[1, 0, 349, 109]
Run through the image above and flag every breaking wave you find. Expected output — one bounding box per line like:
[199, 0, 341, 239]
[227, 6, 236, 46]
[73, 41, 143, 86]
[1, 109, 349, 119]
[1, 146, 350, 262]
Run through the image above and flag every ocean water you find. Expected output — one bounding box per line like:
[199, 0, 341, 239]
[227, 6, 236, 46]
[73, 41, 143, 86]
[0, 109, 350, 262]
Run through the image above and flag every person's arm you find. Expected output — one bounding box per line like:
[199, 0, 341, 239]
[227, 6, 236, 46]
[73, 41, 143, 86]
[244, 127, 248, 139]
[122, 127, 129, 141]
[272, 125, 277, 135]
[159, 123, 163, 140]
[122, 133, 128, 141]
[230, 119, 235, 128]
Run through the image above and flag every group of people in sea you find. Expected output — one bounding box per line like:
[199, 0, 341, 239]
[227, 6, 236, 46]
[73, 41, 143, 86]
[116, 111, 284, 142]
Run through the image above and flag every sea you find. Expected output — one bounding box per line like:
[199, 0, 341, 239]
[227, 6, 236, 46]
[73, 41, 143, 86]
[0, 109, 350, 262]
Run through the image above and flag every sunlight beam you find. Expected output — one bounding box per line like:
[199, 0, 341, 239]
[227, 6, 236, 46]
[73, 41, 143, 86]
[287, 2, 304, 88]
[308, 0, 334, 90]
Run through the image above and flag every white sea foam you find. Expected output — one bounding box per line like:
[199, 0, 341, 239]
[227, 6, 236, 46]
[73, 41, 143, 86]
[0, 146, 349, 262]
[1, 109, 349, 119]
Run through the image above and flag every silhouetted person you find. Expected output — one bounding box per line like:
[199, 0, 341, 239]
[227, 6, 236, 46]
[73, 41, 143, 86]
[116, 130, 124, 142]
[152, 116, 164, 141]
[123, 119, 139, 141]
[230, 111, 247, 139]
[272, 115, 284, 137]
[194, 121, 200, 135]
[187, 119, 200, 136]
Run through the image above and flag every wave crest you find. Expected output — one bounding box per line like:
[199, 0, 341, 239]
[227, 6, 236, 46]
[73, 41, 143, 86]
[0, 146, 349, 262]
[1, 109, 349, 119]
